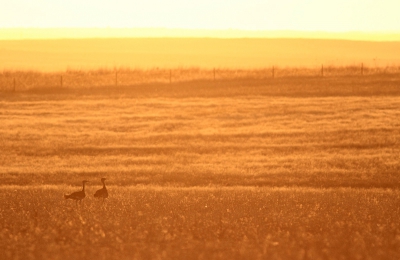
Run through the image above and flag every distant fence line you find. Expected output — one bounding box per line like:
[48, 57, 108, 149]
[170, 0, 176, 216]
[1, 65, 400, 91]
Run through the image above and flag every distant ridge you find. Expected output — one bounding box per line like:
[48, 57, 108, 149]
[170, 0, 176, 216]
[1, 38, 400, 71]
[1, 28, 400, 41]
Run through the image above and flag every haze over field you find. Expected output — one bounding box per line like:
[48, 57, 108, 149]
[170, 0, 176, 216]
[2, 0, 400, 71]
[1, 38, 400, 71]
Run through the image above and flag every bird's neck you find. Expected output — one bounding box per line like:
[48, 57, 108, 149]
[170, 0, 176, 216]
[102, 181, 106, 188]
[82, 182, 86, 191]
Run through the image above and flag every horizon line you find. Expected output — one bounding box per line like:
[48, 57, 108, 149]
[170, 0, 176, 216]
[1, 28, 400, 41]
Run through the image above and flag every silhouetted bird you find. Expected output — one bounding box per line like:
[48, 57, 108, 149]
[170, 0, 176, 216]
[64, 180, 89, 204]
[94, 178, 108, 201]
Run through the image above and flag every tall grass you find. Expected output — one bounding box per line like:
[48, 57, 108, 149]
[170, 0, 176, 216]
[2, 69, 400, 259]
[1, 186, 399, 260]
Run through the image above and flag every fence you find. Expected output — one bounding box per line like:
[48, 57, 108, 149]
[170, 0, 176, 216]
[1, 65, 399, 91]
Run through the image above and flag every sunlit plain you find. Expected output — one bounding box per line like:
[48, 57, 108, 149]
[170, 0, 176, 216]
[1, 73, 400, 187]
[1, 69, 400, 258]
[2, 186, 400, 259]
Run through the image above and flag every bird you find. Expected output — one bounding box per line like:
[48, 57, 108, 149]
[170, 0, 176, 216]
[94, 178, 108, 201]
[64, 180, 89, 204]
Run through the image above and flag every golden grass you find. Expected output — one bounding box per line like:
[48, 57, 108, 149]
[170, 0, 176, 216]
[1, 186, 400, 259]
[2, 73, 400, 259]
[1, 74, 399, 187]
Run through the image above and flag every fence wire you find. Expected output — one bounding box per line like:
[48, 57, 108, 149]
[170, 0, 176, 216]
[1, 66, 399, 91]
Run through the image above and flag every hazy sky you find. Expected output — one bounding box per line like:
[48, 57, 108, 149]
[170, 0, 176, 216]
[2, 0, 400, 32]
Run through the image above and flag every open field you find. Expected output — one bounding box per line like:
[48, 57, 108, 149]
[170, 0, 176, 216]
[1, 72, 400, 259]
[1, 74, 400, 188]
[1, 186, 400, 260]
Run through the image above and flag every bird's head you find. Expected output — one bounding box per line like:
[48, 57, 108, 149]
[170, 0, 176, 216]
[82, 180, 89, 183]
[101, 178, 107, 182]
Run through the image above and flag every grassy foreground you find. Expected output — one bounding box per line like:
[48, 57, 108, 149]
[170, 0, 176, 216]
[1, 186, 400, 260]
[1, 73, 400, 259]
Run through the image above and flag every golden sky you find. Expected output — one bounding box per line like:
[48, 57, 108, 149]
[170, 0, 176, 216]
[2, 0, 400, 39]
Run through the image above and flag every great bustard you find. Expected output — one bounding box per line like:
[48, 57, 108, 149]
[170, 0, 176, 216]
[64, 180, 89, 204]
[94, 178, 108, 201]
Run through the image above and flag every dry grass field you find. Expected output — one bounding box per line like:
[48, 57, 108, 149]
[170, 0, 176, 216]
[1, 71, 400, 259]
[1, 186, 400, 260]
